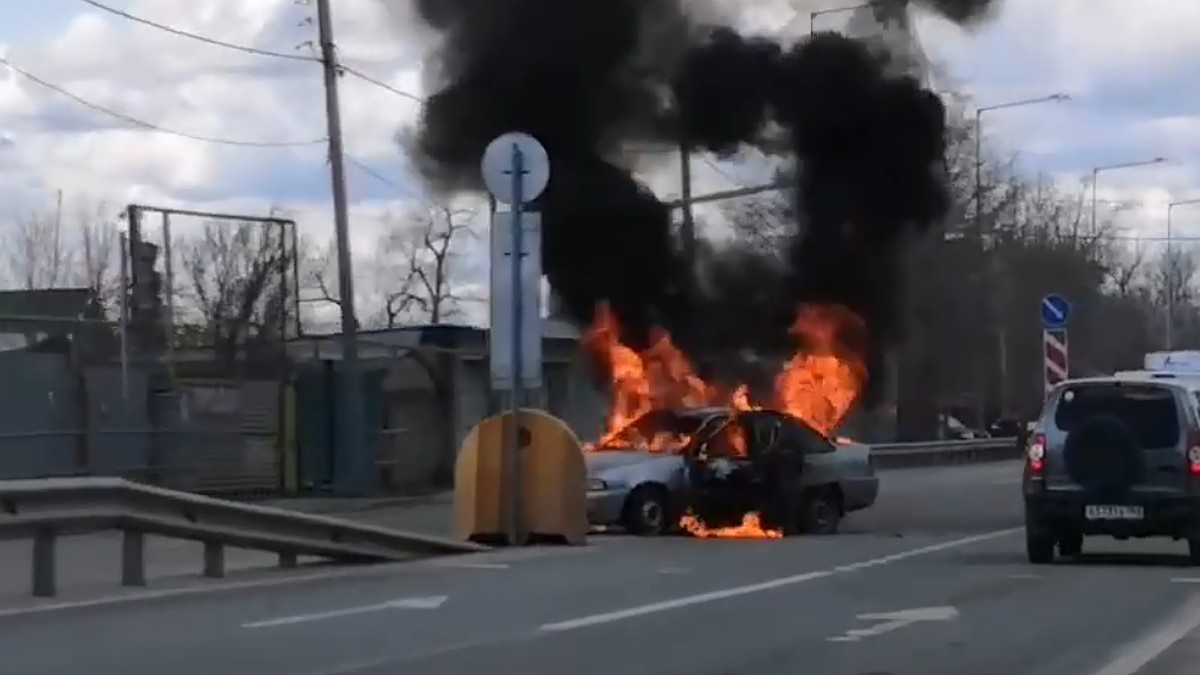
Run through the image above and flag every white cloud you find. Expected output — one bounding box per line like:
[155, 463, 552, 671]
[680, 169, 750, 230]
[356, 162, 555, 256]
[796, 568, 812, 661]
[914, 0, 1199, 243]
[0, 0, 1194, 327]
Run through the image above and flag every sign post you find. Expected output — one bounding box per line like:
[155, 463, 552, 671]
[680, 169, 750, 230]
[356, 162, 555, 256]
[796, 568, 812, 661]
[481, 132, 549, 546]
[1040, 294, 1071, 396]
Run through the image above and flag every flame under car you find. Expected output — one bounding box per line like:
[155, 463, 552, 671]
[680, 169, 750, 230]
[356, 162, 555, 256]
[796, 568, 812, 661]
[584, 406, 879, 537]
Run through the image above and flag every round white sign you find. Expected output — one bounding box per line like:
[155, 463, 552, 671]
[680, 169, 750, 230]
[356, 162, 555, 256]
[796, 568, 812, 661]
[481, 132, 550, 205]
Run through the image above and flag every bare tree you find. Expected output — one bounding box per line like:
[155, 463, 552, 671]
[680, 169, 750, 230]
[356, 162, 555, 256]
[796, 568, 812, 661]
[369, 203, 480, 328]
[295, 236, 356, 333]
[2, 195, 120, 306]
[1149, 244, 1200, 344]
[73, 202, 120, 309]
[4, 194, 69, 290]
[177, 220, 295, 365]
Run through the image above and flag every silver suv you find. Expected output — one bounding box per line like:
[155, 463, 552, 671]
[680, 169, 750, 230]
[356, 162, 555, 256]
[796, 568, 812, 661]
[1023, 376, 1200, 564]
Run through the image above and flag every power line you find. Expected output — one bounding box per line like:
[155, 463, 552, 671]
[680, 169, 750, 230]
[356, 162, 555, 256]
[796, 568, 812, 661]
[338, 65, 424, 103]
[76, 0, 427, 103]
[345, 155, 417, 195]
[76, 0, 318, 62]
[0, 57, 326, 148]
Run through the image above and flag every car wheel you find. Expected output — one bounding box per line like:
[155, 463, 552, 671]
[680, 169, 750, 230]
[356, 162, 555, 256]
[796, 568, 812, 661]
[1058, 531, 1083, 558]
[800, 489, 842, 535]
[1188, 538, 1200, 566]
[622, 485, 671, 536]
[1026, 528, 1056, 564]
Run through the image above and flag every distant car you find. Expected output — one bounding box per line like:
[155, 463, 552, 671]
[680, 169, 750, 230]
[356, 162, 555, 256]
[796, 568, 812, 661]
[584, 406, 879, 536]
[988, 418, 1024, 438]
[1023, 376, 1200, 564]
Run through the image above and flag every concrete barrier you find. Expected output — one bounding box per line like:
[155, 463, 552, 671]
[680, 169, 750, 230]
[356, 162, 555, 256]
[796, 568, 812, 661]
[870, 437, 1022, 470]
[453, 409, 588, 545]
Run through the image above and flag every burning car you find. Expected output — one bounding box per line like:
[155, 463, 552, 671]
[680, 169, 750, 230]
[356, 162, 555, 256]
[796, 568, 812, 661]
[585, 406, 878, 537]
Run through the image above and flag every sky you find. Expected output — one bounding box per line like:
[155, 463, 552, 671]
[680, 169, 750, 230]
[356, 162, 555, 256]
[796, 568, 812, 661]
[0, 0, 1196, 327]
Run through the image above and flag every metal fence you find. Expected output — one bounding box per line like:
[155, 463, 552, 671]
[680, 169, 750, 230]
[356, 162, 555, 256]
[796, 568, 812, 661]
[0, 351, 285, 495]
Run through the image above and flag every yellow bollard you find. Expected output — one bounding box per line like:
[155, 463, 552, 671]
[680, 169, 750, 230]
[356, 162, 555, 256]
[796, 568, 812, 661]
[453, 409, 588, 545]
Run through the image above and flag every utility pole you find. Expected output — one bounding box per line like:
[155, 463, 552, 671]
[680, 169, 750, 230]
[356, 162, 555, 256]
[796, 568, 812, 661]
[678, 141, 696, 265]
[315, 0, 369, 495]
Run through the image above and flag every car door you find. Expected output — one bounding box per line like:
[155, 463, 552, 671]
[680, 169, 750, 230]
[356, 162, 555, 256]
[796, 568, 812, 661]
[740, 411, 838, 483]
[780, 416, 841, 485]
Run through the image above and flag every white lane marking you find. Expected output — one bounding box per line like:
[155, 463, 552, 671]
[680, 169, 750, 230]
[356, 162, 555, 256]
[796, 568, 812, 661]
[827, 606, 958, 642]
[242, 596, 447, 629]
[540, 527, 1021, 632]
[1088, 591, 1200, 675]
[658, 567, 690, 575]
[1009, 573, 1041, 580]
[0, 546, 601, 620]
[1171, 577, 1200, 584]
[989, 478, 1023, 486]
[0, 565, 417, 621]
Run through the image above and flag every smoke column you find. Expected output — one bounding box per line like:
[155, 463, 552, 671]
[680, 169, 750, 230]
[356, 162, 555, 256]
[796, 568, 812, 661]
[409, 0, 696, 347]
[407, 0, 1000, 396]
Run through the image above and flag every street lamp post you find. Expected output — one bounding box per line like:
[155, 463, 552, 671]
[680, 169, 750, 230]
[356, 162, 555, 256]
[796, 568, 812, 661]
[972, 93, 1068, 421]
[973, 94, 1070, 236]
[1084, 157, 1167, 239]
[1166, 198, 1200, 348]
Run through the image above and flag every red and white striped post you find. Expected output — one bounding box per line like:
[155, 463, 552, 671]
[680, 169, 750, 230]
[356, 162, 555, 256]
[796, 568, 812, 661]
[1043, 328, 1069, 395]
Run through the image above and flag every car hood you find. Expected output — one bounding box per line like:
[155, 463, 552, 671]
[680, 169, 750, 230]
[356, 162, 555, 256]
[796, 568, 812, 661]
[584, 449, 685, 474]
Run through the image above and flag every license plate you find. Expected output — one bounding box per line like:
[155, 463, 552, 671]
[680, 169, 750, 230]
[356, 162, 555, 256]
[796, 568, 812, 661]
[1085, 505, 1144, 520]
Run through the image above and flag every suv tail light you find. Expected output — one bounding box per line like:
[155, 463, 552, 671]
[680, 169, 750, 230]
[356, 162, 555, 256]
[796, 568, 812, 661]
[1028, 433, 1046, 474]
[1188, 431, 1200, 476]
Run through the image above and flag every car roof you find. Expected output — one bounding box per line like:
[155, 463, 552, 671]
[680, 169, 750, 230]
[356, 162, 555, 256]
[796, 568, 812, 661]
[1055, 376, 1198, 394]
[1113, 370, 1200, 390]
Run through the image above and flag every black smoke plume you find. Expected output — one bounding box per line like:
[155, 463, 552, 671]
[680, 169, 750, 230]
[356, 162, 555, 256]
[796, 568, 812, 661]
[408, 0, 999, 401]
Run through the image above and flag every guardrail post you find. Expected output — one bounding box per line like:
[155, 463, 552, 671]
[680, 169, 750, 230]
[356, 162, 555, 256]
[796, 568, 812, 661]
[32, 527, 56, 598]
[121, 530, 146, 587]
[279, 552, 298, 569]
[203, 542, 225, 578]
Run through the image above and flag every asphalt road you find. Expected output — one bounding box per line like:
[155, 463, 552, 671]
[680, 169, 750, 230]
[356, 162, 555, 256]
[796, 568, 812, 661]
[3, 460, 1200, 675]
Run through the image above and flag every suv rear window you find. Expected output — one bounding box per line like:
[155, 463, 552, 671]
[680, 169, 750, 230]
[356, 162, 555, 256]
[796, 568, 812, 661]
[1054, 383, 1180, 448]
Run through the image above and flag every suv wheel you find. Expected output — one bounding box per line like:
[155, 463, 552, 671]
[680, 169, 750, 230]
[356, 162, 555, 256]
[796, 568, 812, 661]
[1026, 528, 1056, 564]
[1058, 532, 1083, 558]
[1188, 538, 1200, 565]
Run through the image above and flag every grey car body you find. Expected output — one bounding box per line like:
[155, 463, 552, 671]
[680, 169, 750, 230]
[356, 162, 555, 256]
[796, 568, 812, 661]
[1023, 376, 1200, 564]
[585, 406, 879, 535]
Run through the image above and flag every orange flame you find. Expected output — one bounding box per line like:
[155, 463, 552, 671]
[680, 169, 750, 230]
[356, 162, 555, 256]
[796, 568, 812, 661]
[582, 301, 866, 538]
[582, 304, 720, 452]
[680, 511, 783, 539]
[583, 301, 864, 443]
[773, 304, 868, 437]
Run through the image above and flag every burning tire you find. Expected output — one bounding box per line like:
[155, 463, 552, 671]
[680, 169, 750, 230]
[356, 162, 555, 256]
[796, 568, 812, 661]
[622, 484, 672, 536]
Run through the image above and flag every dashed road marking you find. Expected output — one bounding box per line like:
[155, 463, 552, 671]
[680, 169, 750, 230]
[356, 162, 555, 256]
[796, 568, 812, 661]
[1088, 591, 1200, 675]
[540, 527, 1021, 632]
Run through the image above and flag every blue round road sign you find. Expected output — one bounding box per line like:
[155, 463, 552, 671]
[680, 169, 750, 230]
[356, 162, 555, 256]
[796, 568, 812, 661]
[1040, 293, 1070, 328]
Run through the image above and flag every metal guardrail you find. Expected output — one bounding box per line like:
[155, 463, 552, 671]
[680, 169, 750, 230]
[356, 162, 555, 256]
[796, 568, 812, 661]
[869, 437, 1021, 469]
[0, 476, 489, 598]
